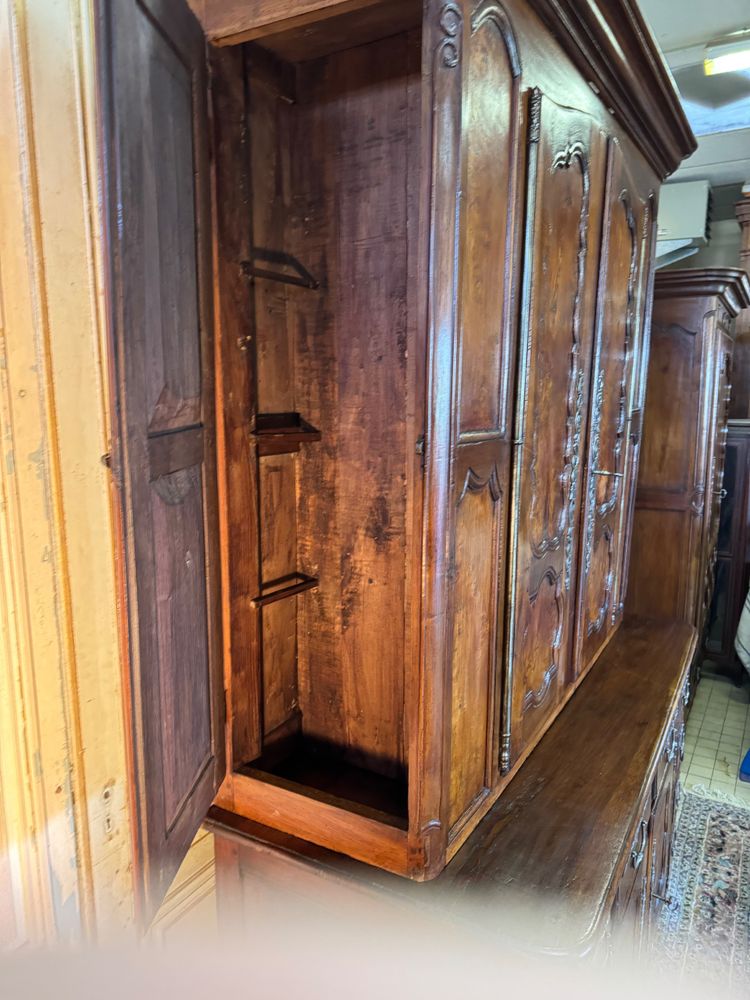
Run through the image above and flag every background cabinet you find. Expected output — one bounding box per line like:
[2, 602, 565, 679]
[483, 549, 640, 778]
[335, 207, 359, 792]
[704, 421, 750, 682]
[627, 270, 750, 662]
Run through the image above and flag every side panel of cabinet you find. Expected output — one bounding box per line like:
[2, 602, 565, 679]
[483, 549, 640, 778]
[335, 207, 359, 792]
[576, 139, 654, 673]
[502, 90, 604, 771]
[627, 301, 709, 623]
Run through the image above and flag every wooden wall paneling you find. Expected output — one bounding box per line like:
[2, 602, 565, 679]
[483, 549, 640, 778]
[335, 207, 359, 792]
[575, 140, 651, 673]
[504, 91, 605, 770]
[101, 0, 225, 918]
[209, 47, 262, 769]
[445, 0, 522, 842]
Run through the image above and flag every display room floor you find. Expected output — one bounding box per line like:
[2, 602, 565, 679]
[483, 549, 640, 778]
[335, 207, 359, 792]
[683, 672, 750, 803]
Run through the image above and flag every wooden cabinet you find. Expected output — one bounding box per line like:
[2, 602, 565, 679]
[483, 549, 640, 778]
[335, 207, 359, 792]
[97, 0, 694, 916]
[704, 421, 750, 681]
[627, 271, 750, 692]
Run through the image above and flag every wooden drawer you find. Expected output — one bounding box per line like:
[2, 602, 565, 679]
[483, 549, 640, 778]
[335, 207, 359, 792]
[610, 795, 651, 954]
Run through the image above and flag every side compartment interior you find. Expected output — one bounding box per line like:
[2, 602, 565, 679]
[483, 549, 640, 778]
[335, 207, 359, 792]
[220, 17, 424, 827]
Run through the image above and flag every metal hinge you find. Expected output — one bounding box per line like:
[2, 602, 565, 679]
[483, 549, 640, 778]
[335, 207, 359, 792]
[416, 434, 426, 471]
[101, 449, 123, 489]
[629, 408, 643, 444]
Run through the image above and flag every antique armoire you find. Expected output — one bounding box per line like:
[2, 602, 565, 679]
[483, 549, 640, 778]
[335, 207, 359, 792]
[98, 0, 696, 943]
[627, 269, 750, 696]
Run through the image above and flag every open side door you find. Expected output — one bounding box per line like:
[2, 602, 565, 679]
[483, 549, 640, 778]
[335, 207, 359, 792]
[98, 0, 224, 921]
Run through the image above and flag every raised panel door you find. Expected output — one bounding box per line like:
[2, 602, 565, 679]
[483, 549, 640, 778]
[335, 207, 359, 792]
[99, 0, 225, 919]
[576, 139, 655, 673]
[445, 0, 522, 836]
[503, 89, 605, 771]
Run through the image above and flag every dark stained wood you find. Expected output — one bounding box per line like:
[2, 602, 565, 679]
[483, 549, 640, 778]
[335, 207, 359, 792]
[98, 0, 224, 919]
[628, 269, 750, 635]
[209, 618, 696, 955]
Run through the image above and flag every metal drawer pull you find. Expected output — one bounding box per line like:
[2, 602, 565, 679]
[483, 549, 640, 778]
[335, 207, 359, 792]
[712, 488, 728, 499]
[593, 469, 624, 478]
[630, 819, 648, 869]
[652, 893, 672, 906]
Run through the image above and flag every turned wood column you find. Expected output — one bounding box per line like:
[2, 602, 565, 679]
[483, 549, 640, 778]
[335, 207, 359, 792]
[730, 197, 750, 418]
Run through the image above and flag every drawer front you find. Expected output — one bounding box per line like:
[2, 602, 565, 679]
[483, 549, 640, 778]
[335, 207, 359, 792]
[655, 699, 685, 799]
[610, 797, 651, 953]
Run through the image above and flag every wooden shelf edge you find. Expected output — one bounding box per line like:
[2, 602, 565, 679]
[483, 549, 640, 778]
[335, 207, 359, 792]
[220, 770, 411, 876]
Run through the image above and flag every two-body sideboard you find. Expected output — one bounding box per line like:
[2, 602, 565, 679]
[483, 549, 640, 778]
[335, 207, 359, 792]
[96, 0, 695, 924]
[627, 269, 750, 699]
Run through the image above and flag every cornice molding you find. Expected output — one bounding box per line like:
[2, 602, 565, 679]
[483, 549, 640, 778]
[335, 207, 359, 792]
[528, 0, 696, 180]
[655, 268, 750, 319]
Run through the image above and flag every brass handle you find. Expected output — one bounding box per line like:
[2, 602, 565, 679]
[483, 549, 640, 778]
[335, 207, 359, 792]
[712, 488, 728, 499]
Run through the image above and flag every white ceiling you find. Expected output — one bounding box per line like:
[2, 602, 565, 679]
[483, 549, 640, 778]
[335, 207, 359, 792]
[638, 0, 750, 186]
[639, 0, 749, 55]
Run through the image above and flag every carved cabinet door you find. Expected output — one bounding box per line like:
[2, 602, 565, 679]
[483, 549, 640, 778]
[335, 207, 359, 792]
[502, 90, 605, 772]
[438, 0, 524, 840]
[575, 140, 656, 675]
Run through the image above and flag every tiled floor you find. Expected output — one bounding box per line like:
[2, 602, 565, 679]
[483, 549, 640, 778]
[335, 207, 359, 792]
[683, 670, 750, 804]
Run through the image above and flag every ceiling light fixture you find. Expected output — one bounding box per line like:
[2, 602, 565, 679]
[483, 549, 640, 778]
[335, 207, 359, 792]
[704, 29, 750, 76]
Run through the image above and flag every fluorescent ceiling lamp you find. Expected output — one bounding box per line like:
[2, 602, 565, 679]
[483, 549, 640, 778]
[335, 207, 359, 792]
[705, 30, 750, 76]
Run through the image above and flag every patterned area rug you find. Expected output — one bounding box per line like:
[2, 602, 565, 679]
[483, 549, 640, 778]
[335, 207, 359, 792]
[658, 787, 750, 992]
